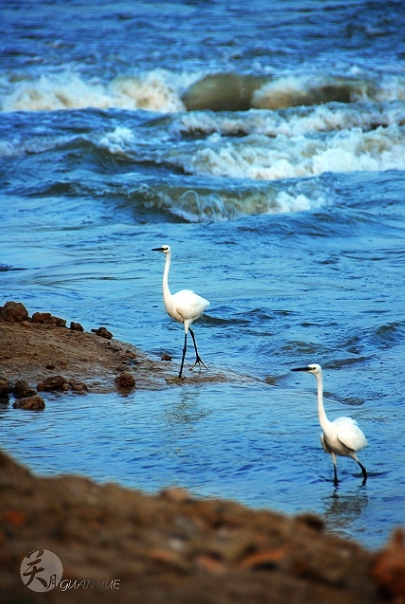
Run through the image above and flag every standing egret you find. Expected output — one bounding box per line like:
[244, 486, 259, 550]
[291, 364, 368, 485]
[153, 244, 210, 382]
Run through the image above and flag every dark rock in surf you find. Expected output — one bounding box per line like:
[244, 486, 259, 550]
[13, 394, 45, 410]
[14, 379, 36, 399]
[116, 371, 136, 390]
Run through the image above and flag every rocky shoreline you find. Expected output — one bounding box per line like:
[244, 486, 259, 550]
[1, 301, 404, 603]
[0, 300, 176, 402]
[0, 301, 254, 408]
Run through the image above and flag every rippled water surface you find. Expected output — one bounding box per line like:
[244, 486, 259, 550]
[1, 0, 405, 549]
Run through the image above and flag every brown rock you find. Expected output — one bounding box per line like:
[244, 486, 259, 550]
[70, 321, 84, 332]
[32, 312, 66, 327]
[116, 371, 136, 389]
[14, 379, 36, 399]
[92, 326, 113, 340]
[32, 311, 52, 323]
[13, 394, 45, 409]
[37, 375, 70, 392]
[20, 319, 33, 328]
[0, 301, 29, 323]
[70, 381, 89, 393]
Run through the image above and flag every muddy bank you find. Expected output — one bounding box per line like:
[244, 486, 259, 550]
[1, 450, 404, 604]
[0, 301, 249, 404]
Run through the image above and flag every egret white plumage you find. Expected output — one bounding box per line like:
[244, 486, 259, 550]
[291, 363, 368, 485]
[153, 244, 210, 381]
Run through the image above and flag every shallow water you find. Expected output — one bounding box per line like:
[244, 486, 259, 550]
[1, 0, 405, 549]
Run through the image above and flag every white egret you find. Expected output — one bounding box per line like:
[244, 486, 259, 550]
[291, 364, 368, 485]
[153, 244, 210, 381]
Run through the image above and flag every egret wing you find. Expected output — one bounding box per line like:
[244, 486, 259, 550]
[334, 416, 368, 452]
[172, 289, 210, 321]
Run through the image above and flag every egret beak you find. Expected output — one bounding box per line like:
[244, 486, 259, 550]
[152, 247, 164, 252]
[291, 367, 310, 372]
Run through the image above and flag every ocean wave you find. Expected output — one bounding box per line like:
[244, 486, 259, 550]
[2, 69, 405, 114]
[1, 110, 404, 188]
[163, 123, 405, 181]
[373, 321, 405, 349]
[130, 182, 325, 223]
[0, 70, 187, 113]
[182, 72, 405, 112]
[176, 101, 405, 138]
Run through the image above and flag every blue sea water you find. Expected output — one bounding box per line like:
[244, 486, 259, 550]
[1, 0, 405, 550]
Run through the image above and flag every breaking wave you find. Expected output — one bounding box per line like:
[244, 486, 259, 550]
[2, 69, 405, 114]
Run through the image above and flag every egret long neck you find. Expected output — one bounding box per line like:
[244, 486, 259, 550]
[162, 251, 172, 306]
[315, 372, 329, 428]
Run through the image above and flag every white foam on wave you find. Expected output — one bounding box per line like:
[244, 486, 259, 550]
[0, 70, 185, 113]
[252, 73, 405, 109]
[141, 183, 325, 223]
[98, 127, 135, 155]
[177, 101, 405, 138]
[0, 133, 67, 158]
[0, 140, 18, 157]
[274, 191, 325, 213]
[171, 123, 405, 181]
[253, 76, 319, 110]
[2, 67, 405, 117]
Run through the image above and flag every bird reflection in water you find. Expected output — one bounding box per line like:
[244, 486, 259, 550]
[323, 487, 369, 541]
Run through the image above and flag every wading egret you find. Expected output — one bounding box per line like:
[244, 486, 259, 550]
[291, 364, 368, 485]
[153, 244, 210, 381]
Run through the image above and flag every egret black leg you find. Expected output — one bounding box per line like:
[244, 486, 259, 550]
[189, 328, 207, 369]
[358, 461, 368, 485]
[333, 463, 339, 485]
[178, 332, 188, 379]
